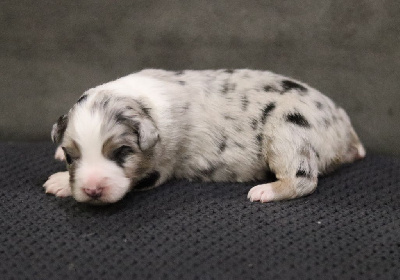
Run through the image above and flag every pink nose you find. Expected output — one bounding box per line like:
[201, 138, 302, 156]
[84, 187, 103, 199]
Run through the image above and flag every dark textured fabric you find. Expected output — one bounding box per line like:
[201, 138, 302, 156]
[0, 142, 399, 279]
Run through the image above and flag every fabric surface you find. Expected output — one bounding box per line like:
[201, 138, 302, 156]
[0, 142, 399, 280]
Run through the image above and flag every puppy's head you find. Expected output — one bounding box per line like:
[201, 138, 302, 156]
[52, 91, 159, 204]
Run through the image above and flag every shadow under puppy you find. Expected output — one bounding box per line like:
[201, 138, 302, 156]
[44, 69, 365, 204]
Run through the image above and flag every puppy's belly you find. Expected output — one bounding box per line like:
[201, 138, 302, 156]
[173, 144, 269, 182]
[174, 161, 269, 182]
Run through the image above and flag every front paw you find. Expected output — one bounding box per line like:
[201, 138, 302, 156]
[43, 171, 71, 197]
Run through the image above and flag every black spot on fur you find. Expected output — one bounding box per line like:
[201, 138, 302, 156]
[200, 165, 217, 177]
[281, 80, 307, 93]
[116, 112, 126, 123]
[296, 169, 309, 177]
[219, 142, 227, 152]
[224, 69, 234, 74]
[315, 101, 323, 110]
[286, 112, 310, 128]
[251, 119, 258, 130]
[222, 82, 236, 94]
[142, 106, 151, 116]
[234, 142, 245, 149]
[224, 115, 236, 121]
[176, 71, 184, 75]
[241, 95, 249, 111]
[76, 94, 88, 104]
[110, 145, 134, 167]
[261, 102, 276, 124]
[178, 81, 186, 86]
[219, 136, 227, 153]
[51, 114, 68, 143]
[263, 85, 279, 92]
[256, 134, 263, 158]
[134, 171, 160, 190]
[256, 134, 263, 145]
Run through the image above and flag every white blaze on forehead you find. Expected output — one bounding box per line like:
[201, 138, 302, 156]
[70, 105, 108, 161]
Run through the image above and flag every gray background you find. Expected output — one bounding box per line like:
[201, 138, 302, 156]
[1, 0, 399, 155]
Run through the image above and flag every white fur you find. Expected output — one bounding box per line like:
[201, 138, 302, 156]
[43, 172, 71, 197]
[248, 183, 276, 203]
[73, 158, 130, 204]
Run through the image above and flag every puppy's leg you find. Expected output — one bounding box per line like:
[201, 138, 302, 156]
[248, 139, 318, 203]
[43, 171, 71, 197]
[54, 146, 66, 161]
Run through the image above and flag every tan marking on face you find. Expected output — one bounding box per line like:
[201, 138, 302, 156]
[62, 140, 81, 161]
[101, 133, 139, 159]
[61, 140, 81, 187]
[124, 150, 153, 178]
[102, 137, 116, 159]
[100, 132, 153, 183]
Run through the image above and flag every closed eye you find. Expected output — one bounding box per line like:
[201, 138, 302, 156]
[111, 145, 134, 166]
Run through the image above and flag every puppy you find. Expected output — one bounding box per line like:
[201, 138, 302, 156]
[43, 69, 365, 204]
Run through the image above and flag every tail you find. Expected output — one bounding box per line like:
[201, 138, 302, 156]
[337, 108, 366, 161]
[347, 128, 366, 162]
[353, 141, 366, 160]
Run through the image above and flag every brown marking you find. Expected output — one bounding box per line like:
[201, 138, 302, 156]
[102, 137, 116, 158]
[62, 140, 81, 160]
[266, 180, 297, 201]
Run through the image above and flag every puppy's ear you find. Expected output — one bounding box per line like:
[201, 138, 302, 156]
[137, 118, 159, 151]
[51, 114, 68, 144]
[119, 113, 159, 151]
